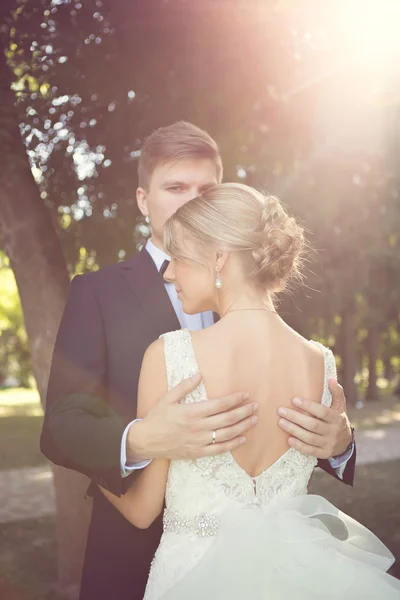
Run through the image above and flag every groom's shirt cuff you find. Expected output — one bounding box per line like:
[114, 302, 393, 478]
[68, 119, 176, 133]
[327, 443, 355, 479]
[120, 419, 152, 478]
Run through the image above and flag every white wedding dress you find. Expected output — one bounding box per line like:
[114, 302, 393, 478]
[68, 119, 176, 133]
[143, 329, 400, 600]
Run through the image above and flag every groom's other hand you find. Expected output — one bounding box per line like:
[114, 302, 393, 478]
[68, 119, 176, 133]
[277, 378, 353, 459]
[126, 373, 258, 463]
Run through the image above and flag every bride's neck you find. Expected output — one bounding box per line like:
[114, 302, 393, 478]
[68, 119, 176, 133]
[216, 287, 274, 317]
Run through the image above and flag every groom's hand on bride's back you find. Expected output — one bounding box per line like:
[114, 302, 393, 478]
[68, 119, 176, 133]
[127, 373, 258, 463]
[277, 378, 353, 460]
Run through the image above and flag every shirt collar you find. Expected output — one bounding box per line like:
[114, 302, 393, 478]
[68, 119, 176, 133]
[145, 238, 171, 273]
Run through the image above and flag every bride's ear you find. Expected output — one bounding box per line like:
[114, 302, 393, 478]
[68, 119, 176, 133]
[215, 250, 229, 272]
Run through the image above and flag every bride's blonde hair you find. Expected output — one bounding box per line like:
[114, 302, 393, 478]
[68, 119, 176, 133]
[163, 182, 305, 293]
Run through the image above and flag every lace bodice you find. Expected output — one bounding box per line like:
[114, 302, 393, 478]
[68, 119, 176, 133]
[144, 328, 336, 600]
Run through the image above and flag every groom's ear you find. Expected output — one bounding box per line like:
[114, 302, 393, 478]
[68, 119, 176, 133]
[137, 187, 149, 217]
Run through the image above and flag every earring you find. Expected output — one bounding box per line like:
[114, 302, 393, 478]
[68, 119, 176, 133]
[215, 265, 223, 289]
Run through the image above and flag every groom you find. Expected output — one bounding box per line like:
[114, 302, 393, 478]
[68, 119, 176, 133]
[41, 121, 355, 600]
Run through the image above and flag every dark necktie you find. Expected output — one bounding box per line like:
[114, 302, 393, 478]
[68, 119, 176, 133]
[160, 259, 170, 278]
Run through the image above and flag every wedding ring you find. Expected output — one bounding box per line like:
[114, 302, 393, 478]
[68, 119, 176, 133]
[212, 430, 216, 444]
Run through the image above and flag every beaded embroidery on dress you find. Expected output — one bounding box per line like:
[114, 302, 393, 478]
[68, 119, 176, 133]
[143, 329, 400, 600]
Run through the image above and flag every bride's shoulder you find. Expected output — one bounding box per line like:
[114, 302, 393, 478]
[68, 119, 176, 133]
[144, 331, 188, 371]
[286, 328, 329, 359]
[159, 328, 191, 348]
[308, 339, 335, 361]
[158, 329, 197, 367]
[307, 340, 337, 382]
[290, 333, 336, 373]
[137, 338, 168, 416]
[143, 337, 165, 366]
[189, 324, 222, 354]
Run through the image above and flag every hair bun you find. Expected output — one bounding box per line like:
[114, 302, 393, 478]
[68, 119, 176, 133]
[251, 195, 304, 291]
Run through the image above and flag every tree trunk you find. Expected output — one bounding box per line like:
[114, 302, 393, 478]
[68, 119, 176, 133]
[383, 356, 393, 383]
[366, 324, 380, 401]
[338, 301, 359, 405]
[0, 45, 90, 598]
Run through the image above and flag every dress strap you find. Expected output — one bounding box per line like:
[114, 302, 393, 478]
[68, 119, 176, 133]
[310, 341, 337, 407]
[160, 329, 206, 404]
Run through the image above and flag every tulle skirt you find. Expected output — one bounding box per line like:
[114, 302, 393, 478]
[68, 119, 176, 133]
[159, 495, 400, 599]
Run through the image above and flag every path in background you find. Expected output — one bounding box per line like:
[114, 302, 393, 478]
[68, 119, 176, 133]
[0, 466, 55, 524]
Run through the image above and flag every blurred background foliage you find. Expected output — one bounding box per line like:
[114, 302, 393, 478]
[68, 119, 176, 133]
[0, 0, 400, 403]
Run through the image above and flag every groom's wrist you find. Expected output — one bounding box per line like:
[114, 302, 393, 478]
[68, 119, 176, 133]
[331, 426, 355, 460]
[126, 418, 151, 464]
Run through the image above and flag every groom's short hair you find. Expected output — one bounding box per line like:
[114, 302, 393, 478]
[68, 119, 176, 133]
[138, 121, 223, 189]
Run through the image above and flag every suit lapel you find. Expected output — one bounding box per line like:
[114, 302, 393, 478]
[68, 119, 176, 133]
[120, 248, 180, 336]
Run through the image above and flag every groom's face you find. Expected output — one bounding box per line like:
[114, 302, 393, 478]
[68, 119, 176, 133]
[137, 158, 219, 249]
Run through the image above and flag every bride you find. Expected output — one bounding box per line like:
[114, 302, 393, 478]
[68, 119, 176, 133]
[101, 183, 400, 599]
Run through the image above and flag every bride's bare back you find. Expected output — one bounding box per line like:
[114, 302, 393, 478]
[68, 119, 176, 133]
[191, 312, 325, 478]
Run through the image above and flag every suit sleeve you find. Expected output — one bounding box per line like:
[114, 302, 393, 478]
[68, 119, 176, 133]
[40, 274, 136, 497]
[317, 443, 356, 486]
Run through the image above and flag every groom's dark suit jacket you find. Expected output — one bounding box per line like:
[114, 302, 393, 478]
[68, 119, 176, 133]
[41, 247, 356, 600]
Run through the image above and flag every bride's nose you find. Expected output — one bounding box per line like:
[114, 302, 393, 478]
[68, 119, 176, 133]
[163, 262, 174, 282]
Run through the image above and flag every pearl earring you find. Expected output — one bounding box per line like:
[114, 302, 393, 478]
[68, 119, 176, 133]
[215, 265, 223, 289]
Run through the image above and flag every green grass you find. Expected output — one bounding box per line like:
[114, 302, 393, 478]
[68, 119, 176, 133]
[0, 387, 40, 406]
[0, 388, 46, 470]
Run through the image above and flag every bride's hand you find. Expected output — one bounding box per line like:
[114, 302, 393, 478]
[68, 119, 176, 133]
[127, 373, 258, 462]
[276, 379, 353, 460]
